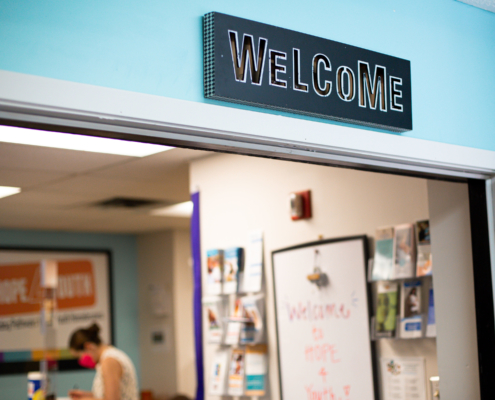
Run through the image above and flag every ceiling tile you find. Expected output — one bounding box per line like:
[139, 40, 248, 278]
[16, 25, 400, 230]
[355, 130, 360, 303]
[0, 168, 68, 189]
[0, 205, 190, 233]
[41, 165, 190, 202]
[0, 144, 202, 233]
[0, 142, 133, 173]
[93, 148, 211, 182]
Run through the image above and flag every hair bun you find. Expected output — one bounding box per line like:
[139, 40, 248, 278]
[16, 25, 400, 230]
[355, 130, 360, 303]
[88, 323, 100, 335]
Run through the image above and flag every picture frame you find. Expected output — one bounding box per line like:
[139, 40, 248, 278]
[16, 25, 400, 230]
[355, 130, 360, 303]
[0, 246, 114, 375]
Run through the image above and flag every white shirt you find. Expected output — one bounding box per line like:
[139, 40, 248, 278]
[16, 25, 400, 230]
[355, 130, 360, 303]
[92, 347, 139, 400]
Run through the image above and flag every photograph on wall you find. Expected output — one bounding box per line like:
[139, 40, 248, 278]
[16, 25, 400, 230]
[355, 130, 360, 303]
[0, 248, 112, 374]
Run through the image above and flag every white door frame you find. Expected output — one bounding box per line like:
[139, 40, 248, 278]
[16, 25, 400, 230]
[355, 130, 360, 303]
[1, 70, 494, 181]
[2, 69, 495, 397]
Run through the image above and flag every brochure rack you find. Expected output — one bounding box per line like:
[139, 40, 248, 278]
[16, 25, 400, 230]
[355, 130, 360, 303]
[204, 231, 268, 398]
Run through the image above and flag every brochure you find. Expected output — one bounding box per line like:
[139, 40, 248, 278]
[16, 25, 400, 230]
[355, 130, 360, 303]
[400, 280, 423, 338]
[242, 230, 264, 293]
[372, 227, 395, 280]
[209, 348, 230, 395]
[223, 247, 244, 294]
[375, 281, 398, 338]
[394, 224, 415, 279]
[225, 298, 244, 345]
[227, 348, 245, 396]
[240, 294, 265, 344]
[416, 220, 432, 277]
[245, 344, 268, 396]
[202, 296, 226, 344]
[207, 249, 224, 295]
[426, 280, 436, 338]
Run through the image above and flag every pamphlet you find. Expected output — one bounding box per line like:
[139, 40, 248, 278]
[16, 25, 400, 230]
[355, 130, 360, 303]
[207, 249, 224, 295]
[375, 281, 398, 338]
[209, 349, 230, 395]
[380, 357, 427, 400]
[400, 280, 423, 338]
[426, 280, 436, 338]
[223, 247, 244, 294]
[225, 298, 244, 345]
[372, 227, 395, 281]
[240, 294, 265, 344]
[416, 220, 432, 277]
[202, 296, 226, 344]
[245, 344, 268, 396]
[242, 230, 264, 293]
[394, 224, 415, 279]
[227, 348, 245, 396]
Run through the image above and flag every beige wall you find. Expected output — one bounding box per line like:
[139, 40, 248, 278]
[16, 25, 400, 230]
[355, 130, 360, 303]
[172, 229, 196, 398]
[137, 229, 195, 400]
[427, 181, 480, 400]
[190, 154, 436, 400]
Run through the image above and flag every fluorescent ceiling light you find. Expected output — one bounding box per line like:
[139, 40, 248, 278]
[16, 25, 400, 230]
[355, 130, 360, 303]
[0, 186, 21, 199]
[150, 201, 193, 218]
[0, 125, 173, 157]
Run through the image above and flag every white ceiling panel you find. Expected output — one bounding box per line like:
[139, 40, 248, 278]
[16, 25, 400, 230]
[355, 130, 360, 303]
[0, 190, 104, 208]
[0, 143, 206, 233]
[0, 168, 68, 189]
[0, 142, 133, 173]
[0, 203, 190, 233]
[93, 148, 212, 182]
[41, 165, 190, 202]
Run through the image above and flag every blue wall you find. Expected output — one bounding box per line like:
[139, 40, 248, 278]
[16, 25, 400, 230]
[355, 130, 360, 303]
[0, 0, 494, 151]
[0, 229, 140, 400]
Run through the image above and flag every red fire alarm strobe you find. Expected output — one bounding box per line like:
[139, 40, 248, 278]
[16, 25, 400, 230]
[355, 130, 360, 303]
[289, 190, 312, 220]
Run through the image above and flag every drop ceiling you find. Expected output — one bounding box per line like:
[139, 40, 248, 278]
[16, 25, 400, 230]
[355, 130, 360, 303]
[0, 141, 211, 233]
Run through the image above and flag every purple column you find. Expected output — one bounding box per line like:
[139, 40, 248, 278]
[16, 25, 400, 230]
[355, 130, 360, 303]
[191, 192, 204, 400]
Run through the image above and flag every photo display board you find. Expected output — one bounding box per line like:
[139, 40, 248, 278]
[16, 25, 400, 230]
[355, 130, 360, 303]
[272, 236, 376, 400]
[0, 248, 113, 374]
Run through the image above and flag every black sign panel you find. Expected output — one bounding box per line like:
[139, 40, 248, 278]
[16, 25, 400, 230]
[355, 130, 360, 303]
[204, 12, 412, 132]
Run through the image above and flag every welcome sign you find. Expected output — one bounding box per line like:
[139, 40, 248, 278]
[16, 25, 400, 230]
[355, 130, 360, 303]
[204, 13, 412, 132]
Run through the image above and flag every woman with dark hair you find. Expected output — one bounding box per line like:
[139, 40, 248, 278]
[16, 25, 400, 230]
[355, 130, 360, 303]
[68, 323, 138, 400]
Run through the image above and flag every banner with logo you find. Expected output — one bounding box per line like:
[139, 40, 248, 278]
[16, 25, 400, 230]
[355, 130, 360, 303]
[0, 249, 112, 372]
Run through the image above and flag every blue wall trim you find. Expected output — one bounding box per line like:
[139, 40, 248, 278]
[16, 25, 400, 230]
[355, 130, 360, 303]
[0, 229, 140, 400]
[0, 1, 494, 151]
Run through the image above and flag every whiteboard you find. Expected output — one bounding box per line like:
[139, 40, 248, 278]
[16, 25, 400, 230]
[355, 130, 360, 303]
[272, 236, 376, 400]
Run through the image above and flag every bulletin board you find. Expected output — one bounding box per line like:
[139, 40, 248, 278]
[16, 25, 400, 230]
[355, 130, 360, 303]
[272, 236, 377, 400]
[0, 247, 113, 374]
